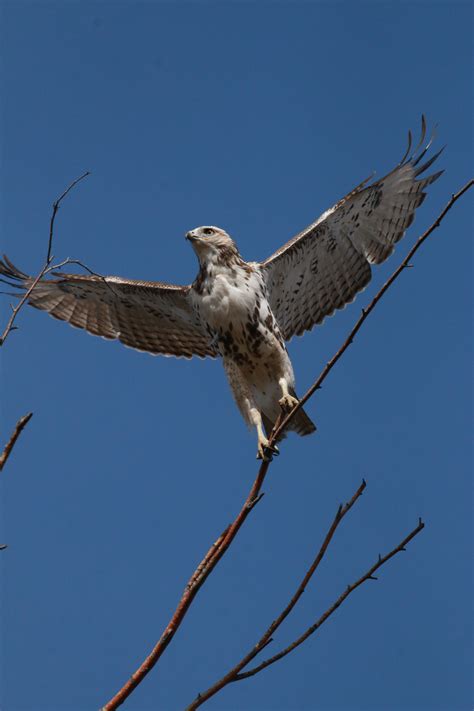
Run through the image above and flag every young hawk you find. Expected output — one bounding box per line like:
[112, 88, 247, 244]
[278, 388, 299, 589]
[1, 121, 442, 459]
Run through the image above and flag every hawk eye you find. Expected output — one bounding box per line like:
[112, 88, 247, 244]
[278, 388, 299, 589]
[203, 228, 214, 236]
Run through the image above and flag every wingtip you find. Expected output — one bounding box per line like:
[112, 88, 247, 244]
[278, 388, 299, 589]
[414, 145, 445, 177]
[399, 129, 413, 165]
[0, 255, 29, 281]
[420, 113, 427, 145]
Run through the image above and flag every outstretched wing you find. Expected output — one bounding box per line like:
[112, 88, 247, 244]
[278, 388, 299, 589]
[261, 118, 444, 340]
[0, 258, 216, 359]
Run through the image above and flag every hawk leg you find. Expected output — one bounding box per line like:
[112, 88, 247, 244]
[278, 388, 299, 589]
[278, 377, 299, 412]
[250, 407, 279, 461]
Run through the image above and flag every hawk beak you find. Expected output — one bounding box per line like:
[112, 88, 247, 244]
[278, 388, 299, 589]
[185, 231, 197, 242]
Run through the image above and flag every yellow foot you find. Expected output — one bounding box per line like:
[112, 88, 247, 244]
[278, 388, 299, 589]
[279, 394, 299, 412]
[256, 439, 280, 461]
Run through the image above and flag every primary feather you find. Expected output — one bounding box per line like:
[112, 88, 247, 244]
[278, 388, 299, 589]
[261, 118, 443, 339]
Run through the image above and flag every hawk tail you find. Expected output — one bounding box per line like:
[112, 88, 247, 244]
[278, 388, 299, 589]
[262, 406, 316, 440]
[289, 406, 317, 437]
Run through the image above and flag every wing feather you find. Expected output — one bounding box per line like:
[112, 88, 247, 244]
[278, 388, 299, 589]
[261, 119, 443, 340]
[0, 262, 216, 359]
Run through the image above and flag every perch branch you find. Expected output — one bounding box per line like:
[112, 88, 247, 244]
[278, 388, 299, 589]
[0, 171, 90, 346]
[187, 514, 424, 708]
[101, 180, 472, 710]
[101, 461, 273, 710]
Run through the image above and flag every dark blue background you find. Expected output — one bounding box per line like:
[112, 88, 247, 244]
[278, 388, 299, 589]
[1, 2, 472, 710]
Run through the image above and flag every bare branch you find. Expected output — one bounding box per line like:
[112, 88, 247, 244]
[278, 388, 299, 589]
[0, 264, 51, 346]
[235, 518, 425, 682]
[101, 181, 471, 710]
[0, 412, 34, 550]
[46, 257, 104, 278]
[185, 480, 366, 709]
[46, 257, 119, 300]
[46, 171, 90, 263]
[186, 516, 424, 709]
[0, 413, 33, 472]
[0, 172, 90, 346]
[101, 466, 270, 710]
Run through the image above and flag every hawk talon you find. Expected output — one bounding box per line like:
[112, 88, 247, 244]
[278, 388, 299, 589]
[268, 443, 280, 456]
[279, 394, 299, 412]
[256, 442, 279, 461]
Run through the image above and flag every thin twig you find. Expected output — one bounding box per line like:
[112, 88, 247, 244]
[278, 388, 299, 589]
[47, 257, 104, 278]
[101, 181, 472, 710]
[188, 520, 424, 708]
[235, 518, 425, 682]
[0, 413, 33, 472]
[46, 171, 90, 263]
[0, 172, 90, 346]
[46, 257, 119, 299]
[185, 480, 366, 709]
[0, 264, 51, 346]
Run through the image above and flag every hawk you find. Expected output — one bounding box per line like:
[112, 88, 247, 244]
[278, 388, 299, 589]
[1, 120, 442, 459]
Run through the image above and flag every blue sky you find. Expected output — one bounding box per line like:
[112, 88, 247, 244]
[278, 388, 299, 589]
[0, 2, 472, 710]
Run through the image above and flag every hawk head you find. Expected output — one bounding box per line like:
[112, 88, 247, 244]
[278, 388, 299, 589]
[186, 226, 240, 266]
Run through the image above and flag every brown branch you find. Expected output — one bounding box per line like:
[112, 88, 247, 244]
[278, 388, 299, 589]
[0, 412, 33, 472]
[187, 517, 424, 709]
[0, 171, 90, 347]
[185, 480, 367, 709]
[235, 517, 424, 681]
[101, 181, 472, 709]
[46, 171, 90, 263]
[1, 264, 52, 346]
[0, 412, 33, 550]
[101, 463, 272, 710]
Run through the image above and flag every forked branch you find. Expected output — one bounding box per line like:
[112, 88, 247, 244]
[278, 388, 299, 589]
[0, 171, 90, 347]
[101, 179, 473, 710]
[46, 171, 91, 263]
[184, 480, 367, 709]
[235, 517, 424, 682]
[186, 500, 424, 709]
